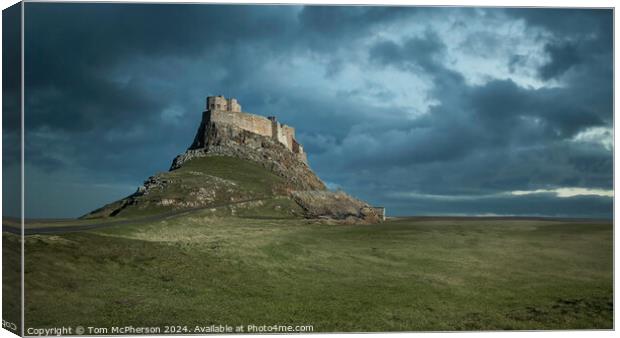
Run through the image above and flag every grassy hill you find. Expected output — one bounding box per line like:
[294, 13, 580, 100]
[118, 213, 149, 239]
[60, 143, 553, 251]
[8, 213, 612, 331]
[85, 156, 296, 218]
[84, 155, 381, 223]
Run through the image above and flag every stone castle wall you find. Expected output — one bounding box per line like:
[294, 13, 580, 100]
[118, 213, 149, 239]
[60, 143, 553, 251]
[210, 110, 273, 138]
[271, 120, 295, 150]
[281, 125, 295, 151]
[203, 96, 306, 163]
[210, 110, 296, 152]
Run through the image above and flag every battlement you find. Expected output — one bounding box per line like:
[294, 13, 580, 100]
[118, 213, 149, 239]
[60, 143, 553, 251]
[203, 96, 307, 163]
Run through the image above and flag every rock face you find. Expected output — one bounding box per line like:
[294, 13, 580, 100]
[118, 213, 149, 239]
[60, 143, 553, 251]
[291, 191, 383, 224]
[84, 96, 382, 223]
[171, 122, 325, 191]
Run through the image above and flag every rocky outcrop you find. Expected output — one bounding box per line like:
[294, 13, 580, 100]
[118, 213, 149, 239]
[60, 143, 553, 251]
[291, 191, 383, 224]
[171, 121, 326, 191]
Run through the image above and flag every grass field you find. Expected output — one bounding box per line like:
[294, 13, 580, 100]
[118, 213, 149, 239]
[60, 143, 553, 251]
[3, 212, 613, 332]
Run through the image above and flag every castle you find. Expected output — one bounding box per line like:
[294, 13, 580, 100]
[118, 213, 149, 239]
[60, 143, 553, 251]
[86, 94, 386, 222]
[202, 95, 308, 163]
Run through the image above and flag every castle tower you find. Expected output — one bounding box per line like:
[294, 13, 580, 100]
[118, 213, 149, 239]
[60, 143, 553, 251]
[227, 98, 241, 112]
[206, 95, 242, 112]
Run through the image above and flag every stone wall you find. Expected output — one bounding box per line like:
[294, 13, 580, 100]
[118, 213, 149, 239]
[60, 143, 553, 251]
[282, 125, 295, 151]
[272, 122, 292, 150]
[210, 110, 273, 138]
[210, 110, 300, 155]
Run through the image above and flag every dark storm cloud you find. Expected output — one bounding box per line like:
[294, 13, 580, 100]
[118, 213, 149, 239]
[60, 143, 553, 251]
[2, 2, 21, 158]
[17, 4, 612, 218]
[24, 4, 300, 130]
[311, 9, 612, 217]
[509, 9, 613, 82]
[2, 3, 22, 218]
[509, 8, 612, 37]
[538, 42, 582, 80]
[357, 30, 606, 173]
[370, 30, 446, 73]
[297, 6, 417, 47]
[23, 4, 306, 183]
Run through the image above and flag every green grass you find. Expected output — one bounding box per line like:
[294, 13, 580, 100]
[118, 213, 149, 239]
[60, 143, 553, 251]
[7, 213, 612, 332]
[177, 156, 287, 195]
[2, 232, 21, 334]
[86, 156, 290, 219]
[4, 217, 136, 229]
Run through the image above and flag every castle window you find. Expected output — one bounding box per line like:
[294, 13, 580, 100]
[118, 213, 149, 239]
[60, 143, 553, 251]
[210, 104, 214, 109]
[217, 104, 221, 109]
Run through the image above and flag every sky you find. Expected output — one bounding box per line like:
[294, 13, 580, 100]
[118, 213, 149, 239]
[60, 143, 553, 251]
[2, 4, 613, 218]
